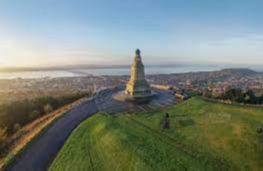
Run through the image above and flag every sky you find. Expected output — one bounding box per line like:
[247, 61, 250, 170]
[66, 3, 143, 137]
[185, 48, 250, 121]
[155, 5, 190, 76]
[0, 0, 263, 67]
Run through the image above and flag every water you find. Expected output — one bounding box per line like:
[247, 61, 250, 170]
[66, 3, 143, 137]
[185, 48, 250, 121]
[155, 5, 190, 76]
[0, 66, 223, 79]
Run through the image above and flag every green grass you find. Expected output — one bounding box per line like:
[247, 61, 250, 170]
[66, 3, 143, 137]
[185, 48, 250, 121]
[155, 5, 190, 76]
[49, 97, 263, 171]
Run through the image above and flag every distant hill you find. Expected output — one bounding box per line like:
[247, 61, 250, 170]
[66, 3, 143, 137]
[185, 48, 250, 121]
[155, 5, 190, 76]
[162, 68, 256, 81]
[205, 68, 258, 81]
[214, 68, 257, 76]
[146, 68, 260, 87]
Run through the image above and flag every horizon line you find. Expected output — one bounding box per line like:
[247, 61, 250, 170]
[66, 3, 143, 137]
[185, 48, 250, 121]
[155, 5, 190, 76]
[0, 64, 262, 73]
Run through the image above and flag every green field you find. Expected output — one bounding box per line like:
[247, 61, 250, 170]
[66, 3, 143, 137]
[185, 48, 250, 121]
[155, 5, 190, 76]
[50, 97, 263, 171]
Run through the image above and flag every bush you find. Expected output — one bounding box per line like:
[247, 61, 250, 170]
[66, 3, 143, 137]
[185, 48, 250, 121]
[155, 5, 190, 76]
[44, 104, 54, 114]
[0, 128, 7, 152]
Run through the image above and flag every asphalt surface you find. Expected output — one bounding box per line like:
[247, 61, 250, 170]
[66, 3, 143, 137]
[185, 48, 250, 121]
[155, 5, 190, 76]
[6, 99, 98, 171]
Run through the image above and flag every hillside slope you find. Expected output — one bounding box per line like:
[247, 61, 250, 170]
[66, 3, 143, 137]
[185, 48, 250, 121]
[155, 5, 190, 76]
[50, 98, 263, 171]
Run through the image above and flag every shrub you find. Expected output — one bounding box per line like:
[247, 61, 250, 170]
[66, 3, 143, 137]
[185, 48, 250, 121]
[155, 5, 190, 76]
[44, 104, 54, 114]
[0, 128, 7, 153]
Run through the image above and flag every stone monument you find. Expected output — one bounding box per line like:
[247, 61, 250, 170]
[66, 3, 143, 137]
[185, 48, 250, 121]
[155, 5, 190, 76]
[110, 49, 175, 107]
[125, 49, 152, 99]
[113, 49, 153, 102]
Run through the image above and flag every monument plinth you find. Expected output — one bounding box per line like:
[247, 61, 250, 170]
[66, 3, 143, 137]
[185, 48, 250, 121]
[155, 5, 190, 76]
[114, 49, 153, 102]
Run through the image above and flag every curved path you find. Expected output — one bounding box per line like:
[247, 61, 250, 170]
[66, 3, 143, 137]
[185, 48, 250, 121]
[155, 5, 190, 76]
[7, 88, 176, 171]
[7, 99, 98, 171]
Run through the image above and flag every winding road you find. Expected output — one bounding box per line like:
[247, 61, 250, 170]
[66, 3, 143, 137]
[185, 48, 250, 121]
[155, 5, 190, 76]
[7, 99, 98, 171]
[6, 88, 176, 171]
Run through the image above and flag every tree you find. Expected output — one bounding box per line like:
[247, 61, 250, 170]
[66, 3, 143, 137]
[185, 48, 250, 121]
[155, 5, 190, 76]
[223, 88, 244, 102]
[0, 128, 7, 150]
[203, 89, 212, 98]
[30, 110, 41, 120]
[244, 90, 257, 104]
[14, 123, 21, 132]
[43, 104, 54, 114]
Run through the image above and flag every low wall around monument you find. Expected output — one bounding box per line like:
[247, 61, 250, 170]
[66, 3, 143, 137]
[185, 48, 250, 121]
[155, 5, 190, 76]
[150, 84, 175, 90]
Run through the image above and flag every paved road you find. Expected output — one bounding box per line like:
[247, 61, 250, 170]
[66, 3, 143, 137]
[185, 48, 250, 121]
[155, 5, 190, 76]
[7, 99, 98, 171]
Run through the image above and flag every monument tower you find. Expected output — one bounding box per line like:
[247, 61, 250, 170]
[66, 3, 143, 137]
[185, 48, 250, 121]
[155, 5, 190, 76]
[125, 49, 152, 99]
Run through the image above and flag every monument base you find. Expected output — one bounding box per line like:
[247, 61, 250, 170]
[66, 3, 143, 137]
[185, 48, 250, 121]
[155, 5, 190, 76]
[113, 90, 156, 103]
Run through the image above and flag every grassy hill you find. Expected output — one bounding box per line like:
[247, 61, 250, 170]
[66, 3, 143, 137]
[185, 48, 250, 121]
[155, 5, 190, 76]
[49, 97, 263, 171]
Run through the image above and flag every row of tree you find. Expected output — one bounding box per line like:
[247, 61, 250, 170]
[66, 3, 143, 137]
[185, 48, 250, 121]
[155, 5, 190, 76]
[220, 88, 263, 104]
[204, 88, 263, 104]
[0, 92, 91, 157]
[0, 92, 90, 135]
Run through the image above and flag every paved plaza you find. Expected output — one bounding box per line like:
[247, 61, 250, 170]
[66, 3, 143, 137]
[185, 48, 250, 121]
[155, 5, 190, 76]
[95, 87, 176, 114]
